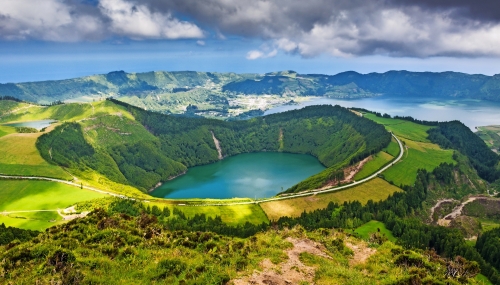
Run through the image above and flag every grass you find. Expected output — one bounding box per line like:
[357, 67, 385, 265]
[476, 125, 500, 151]
[0, 180, 106, 230]
[0, 129, 72, 180]
[384, 138, 401, 157]
[354, 151, 394, 180]
[147, 201, 269, 226]
[260, 178, 402, 220]
[354, 220, 396, 242]
[0, 211, 64, 231]
[0, 125, 16, 138]
[364, 113, 432, 142]
[475, 274, 494, 285]
[478, 218, 500, 232]
[0, 100, 135, 123]
[382, 139, 455, 186]
[81, 114, 157, 148]
[0, 180, 106, 212]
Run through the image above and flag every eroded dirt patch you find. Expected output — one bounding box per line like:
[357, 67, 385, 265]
[232, 237, 331, 285]
[345, 240, 376, 266]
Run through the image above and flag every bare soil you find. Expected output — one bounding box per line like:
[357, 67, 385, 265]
[232, 237, 331, 285]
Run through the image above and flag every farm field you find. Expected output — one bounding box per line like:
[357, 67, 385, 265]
[0, 125, 15, 138]
[0, 180, 106, 230]
[354, 220, 396, 242]
[383, 138, 401, 157]
[0, 211, 64, 231]
[260, 178, 402, 221]
[364, 113, 432, 142]
[0, 180, 106, 212]
[383, 139, 455, 186]
[354, 151, 394, 180]
[0, 130, 72, 180]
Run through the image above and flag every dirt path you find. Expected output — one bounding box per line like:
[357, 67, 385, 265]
[211, 131, 223, 160]
[442, 197, 489, 220]
[429, 199, 456, 223]
[232, 237, 331, 285]
[435, 196, 495, 226]
[57, 206, 90, 221]
[342, 156, 371, 183]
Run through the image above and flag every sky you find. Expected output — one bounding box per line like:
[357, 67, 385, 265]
[1, 0, 500, 83]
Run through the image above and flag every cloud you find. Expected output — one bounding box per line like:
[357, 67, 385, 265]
[145, 0, 500, 58]
[0, 0, 104, 41]
[1, 0, 500, 58]
[246, 49, 277, 60]
[98, 0, 204, 40]
[0, 0, 203, 42]
[196, 40, 206, 46]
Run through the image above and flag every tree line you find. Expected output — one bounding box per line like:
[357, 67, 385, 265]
[38, 99, 390, 192]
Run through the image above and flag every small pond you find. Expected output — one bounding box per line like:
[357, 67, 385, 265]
[3, 120, 57, 130]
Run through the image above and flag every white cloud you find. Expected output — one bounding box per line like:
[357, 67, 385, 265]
[246, 49, 278, 60]
[98, 0, 204, 40]
[246, 50, 265, 60]
[196, 40, 206, 46]
[0, 0, 103, 41]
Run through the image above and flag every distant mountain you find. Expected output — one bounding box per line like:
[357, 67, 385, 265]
[1, 70, 500, 104]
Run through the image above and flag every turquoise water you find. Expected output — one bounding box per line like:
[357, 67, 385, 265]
[151, 152, 325, 199]
[3, 120, 56, 130]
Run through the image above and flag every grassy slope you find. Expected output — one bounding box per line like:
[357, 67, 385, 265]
[354, 151, 394, 180]
[364, 113, 432, 142]
[261, 178, 402, 221]
[364, 113, 455, 186]
[151, 202, 269, 226]
[384, 138, 401, 157]
[354, 220, 396, 242]
[0, 100, 133, 123]
[384, 139, 455, 186]
[0, 180, 105, 212]
[0, 127, 72, 180]
[0, 180, 105, 230]
[0, 125, 15, 138]
[476, 125, 500, 151]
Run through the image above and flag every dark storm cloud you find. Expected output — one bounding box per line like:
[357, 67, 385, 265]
[1, 0, 500, 58]
[390, 0, 500, 22]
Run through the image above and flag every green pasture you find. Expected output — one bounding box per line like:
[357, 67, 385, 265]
[261, 178, 402, 220]
[383, 138, 401, 157]
[0, 180, 105, 212]
[382, 139, 455, 186]
[354, 151, 394, 180]
[0, 211, 64, 231]
[0, 125, 16, 138]
[364, 113, 432, 142]
[0, 132, 72, 180]
[354, 220, 396, 242]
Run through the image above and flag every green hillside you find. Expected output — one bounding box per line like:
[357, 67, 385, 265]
[36, 100, 390, 192]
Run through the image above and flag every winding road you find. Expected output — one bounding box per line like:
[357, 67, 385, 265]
[1, 133, 404, 208]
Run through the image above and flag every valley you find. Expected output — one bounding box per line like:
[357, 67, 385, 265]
[2, 76, 500, 284]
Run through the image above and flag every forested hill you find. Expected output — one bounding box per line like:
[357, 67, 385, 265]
[36, 100, 390, 192]
[2, 70, 500, 103]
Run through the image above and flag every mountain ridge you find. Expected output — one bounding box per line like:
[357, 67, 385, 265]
[2, 70, 500, 104]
